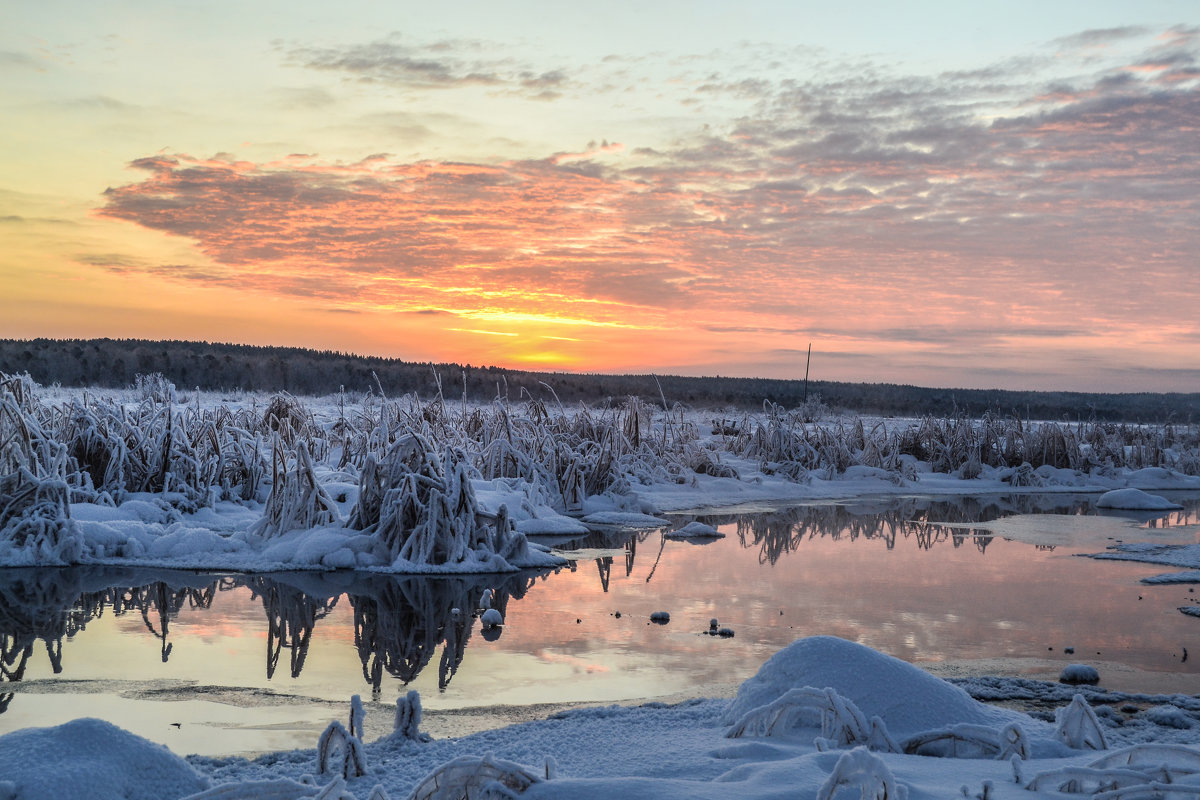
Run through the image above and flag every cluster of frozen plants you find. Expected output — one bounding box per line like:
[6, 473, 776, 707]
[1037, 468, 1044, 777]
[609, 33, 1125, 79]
[8, 636, 1200, 799]
[3, 370, 1200, 571]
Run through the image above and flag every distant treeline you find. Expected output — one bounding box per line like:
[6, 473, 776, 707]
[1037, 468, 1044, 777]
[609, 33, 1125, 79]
[1, 337, 1196, 423]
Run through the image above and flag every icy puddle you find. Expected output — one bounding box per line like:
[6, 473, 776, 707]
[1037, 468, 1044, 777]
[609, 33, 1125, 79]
[3, 493, 1200, 756]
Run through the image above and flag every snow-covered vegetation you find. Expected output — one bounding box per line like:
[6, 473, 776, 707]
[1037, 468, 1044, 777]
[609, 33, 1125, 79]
[3, 371, 1200, 572]
[5, 374, 1200, 800]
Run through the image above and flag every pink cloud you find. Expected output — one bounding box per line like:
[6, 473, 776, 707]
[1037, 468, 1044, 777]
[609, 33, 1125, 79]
[91, 34, 1200, 387]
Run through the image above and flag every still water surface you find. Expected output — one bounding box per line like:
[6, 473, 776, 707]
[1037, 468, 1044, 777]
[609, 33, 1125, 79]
[3, 493, 1200, 756]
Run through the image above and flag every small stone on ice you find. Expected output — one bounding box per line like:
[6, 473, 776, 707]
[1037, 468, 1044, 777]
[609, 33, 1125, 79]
[650, 611, 670, 624]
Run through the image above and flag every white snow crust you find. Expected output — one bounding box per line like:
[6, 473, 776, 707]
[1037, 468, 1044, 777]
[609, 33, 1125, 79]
[665, 520, 724, 539]
[0, 718, 209, 799]
[1096, 488, 1183, 511]
[8, 636, 1200, 800]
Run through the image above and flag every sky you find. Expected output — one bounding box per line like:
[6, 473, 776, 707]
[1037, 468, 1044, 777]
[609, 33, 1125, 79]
[2, 1, 1198, 393]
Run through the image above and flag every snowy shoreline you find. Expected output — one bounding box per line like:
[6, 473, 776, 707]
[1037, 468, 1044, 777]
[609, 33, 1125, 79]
[4, 372, 1199, 574]
[11, 636, 1200, 799]
[7, 377, 1200, 799]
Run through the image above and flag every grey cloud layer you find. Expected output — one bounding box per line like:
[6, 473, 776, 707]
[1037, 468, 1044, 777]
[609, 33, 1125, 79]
[288, 37, 574, 99]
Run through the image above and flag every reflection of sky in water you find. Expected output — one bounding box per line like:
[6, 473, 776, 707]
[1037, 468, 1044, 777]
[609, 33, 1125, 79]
[2, 493, 1200, 756]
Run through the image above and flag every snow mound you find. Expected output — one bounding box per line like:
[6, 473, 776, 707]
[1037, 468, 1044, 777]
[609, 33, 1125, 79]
[666, 521, 724, 539]
[1097, 488, 1182, 511]
[722, 636, 1017, 737]
[1144, 705, 1194, 730]
[0, 718, 208, 800]
[1059, 664, 1100, 685]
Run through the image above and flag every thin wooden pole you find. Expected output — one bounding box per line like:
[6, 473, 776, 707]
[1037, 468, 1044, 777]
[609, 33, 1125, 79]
[803, 343, 812, 403]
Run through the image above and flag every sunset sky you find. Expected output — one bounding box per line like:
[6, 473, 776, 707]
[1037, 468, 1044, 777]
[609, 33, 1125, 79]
[2, 1, 1198, 392]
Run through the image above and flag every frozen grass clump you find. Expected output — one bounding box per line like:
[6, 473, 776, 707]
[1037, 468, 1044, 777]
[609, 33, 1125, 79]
[350, 433, 522, 567]
[132, 372, 177, 405]
[0, 375, 82, 563]
[730, 407, 1200, 482]
[725, 685, 870, 745]
[816, 747, 906, 800]
[251, 440, 340, 539]
[409, 754, 546, 800]
[1055, 694, 1108, 750]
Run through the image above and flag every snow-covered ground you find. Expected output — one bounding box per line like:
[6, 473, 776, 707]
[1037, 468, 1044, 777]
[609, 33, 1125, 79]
[3, 374, 1199, 573]
[9, 636, 1200, 799]
[6, 376, 1200, 799]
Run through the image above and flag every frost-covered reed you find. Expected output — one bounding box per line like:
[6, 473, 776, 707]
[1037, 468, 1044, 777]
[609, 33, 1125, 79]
[732, 405, 1200, 483]
[3, 370, 1199, 569]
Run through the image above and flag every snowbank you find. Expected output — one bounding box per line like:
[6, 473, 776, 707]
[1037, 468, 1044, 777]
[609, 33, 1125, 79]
[722, 636, 1024, 738]
[1096, 488, 1183, 511]
[14, 636, 1200, 800]
[0, 718, 208, 799]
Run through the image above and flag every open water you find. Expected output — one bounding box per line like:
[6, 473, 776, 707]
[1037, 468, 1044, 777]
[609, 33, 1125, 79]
[3, 493, 1200, 756]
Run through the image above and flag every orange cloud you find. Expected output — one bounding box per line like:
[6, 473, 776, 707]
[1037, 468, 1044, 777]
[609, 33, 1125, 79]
[82, 40, 1200, 388]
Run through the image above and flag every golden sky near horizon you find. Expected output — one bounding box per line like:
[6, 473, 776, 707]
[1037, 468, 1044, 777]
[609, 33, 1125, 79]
[2, 1, 1199, 391]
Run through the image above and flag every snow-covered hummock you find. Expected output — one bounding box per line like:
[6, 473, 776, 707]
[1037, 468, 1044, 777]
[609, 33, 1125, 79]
[722, 636, 1022, 738]
[1096, 488, 1183, 511]
[665, 521, 724, 539]
[0, 718, 208, 800]
[13, 636, 1200, 799]
[1059, 664, 1101, 685]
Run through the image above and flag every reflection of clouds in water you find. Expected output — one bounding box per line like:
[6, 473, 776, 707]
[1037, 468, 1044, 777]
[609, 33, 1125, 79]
[531, 650, 610, 673]
[6, 494, 1200, 727]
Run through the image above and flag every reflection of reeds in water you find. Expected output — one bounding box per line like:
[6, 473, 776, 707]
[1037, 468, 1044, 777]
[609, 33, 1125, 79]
[727, 496, 1100, 565]
[0, 568, 554, 711]
[552, 528, 648, 592]
[349, 572, 537, 694]
[245, 577, 338, 680]
[120, 581, 219, 663]
[1144, 504, 1200, 529]
[0, 568, 226, 712]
